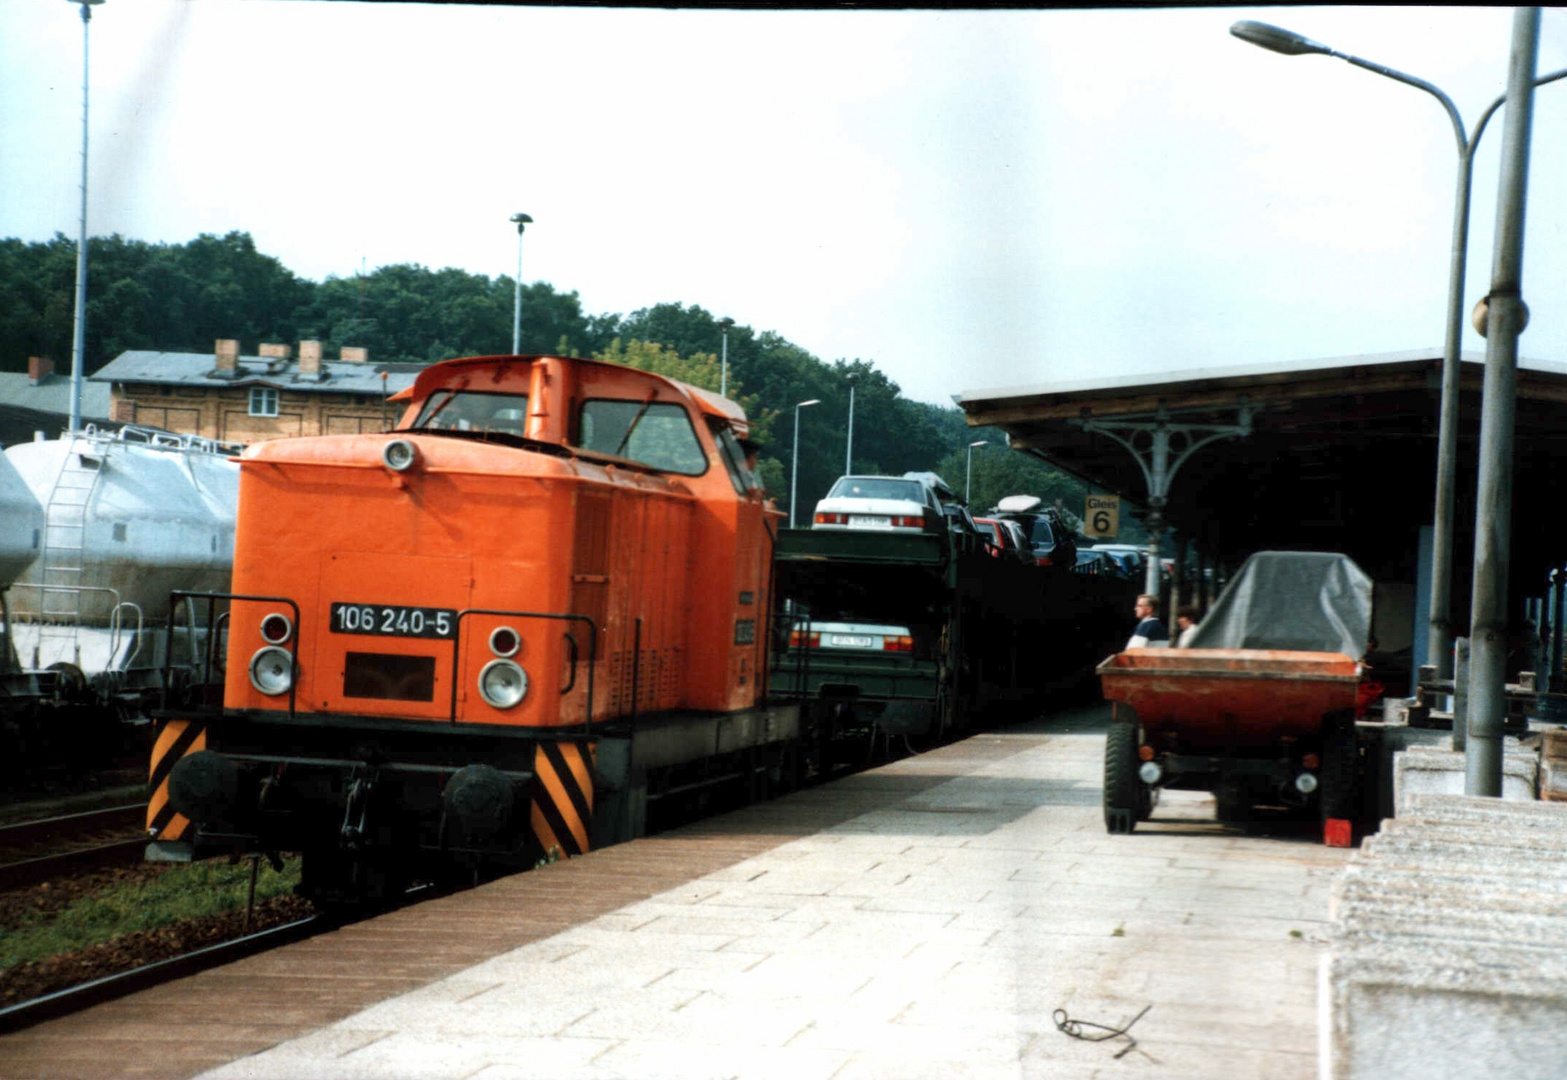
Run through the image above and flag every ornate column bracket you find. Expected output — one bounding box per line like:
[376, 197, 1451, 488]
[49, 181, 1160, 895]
[1073, 398, 1254, 593]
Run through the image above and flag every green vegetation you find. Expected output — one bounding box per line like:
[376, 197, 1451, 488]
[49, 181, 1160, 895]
[0, 231, 1096, 519]
[0, 857, 302, 970]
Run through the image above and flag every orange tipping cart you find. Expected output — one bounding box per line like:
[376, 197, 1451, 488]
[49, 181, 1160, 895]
[1096, 552, 1375, 847]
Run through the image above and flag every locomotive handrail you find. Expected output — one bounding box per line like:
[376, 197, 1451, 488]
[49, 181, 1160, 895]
[449, 609, 597, 734]
[108, 600, 145, 673]
[164, 592, 300, 718]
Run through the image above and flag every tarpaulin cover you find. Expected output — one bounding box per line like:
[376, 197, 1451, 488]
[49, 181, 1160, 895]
[1185, 551, 1372, 657]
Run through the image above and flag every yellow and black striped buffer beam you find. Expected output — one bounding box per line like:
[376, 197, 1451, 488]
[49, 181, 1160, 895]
[530, 740, 595, 858]
[147, 720, 206, 841]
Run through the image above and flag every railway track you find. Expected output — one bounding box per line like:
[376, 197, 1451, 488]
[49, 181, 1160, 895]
[0, 913, 324, 1033]
[0, 805, 148, 892]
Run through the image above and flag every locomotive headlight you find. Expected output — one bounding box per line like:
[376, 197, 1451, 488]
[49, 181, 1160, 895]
[260, 613, 293, 645]
[249, 646, 295, 696]
[479, 658, 528, 709]
[382, 439, 419, 472]
[489, 626, 520, 658]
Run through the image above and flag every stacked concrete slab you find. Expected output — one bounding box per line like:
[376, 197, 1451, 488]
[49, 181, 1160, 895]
[1320, 791, 1567, 1079]
[1391, 741, 1539, 810]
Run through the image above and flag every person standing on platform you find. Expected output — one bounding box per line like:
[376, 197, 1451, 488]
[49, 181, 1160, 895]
[1126, 594, 1170, 649]
[1175, 607, 1201, 648]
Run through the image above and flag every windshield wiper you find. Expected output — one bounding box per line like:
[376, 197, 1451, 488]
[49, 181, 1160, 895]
[613, 394, 657, 457]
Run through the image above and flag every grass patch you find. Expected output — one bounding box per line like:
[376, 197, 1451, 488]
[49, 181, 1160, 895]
[1, 857, 302, 969]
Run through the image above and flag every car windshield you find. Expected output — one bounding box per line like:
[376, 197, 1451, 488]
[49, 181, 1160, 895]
[1027, 519, 1056, 544]
[827, 478, 923, 502]
[411, 391, 529, 435]
[975, 522, 1001, 544]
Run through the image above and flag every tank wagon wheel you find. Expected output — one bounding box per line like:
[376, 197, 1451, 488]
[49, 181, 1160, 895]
[46, 662, 88, 701]
[1103, 718, 1141, 834]
[1318, 709, 1359, 843]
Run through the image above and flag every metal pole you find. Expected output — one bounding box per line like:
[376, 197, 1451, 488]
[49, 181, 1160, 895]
[511, 229, 523, 355]
[789, 404, 802, 526]
[1466, 6, 1541, 798]
[845, 378, 855, 475]
[67, 0, 98, 434]
[789, 399, 818, 529]
[1553, 566, 1566, 692]
[509, 213, 531, 355]
[720, 328, 728, 398]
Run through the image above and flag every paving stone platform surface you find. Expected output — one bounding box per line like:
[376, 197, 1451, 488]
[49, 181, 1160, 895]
[210, 707, 1345, 1079]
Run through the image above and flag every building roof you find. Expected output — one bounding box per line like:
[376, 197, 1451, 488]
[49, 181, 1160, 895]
[0, 372, 113, 420]
[91, 350, 422, 397]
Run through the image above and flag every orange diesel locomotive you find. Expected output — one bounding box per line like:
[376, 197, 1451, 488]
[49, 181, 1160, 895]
[148, 355, 796, 901]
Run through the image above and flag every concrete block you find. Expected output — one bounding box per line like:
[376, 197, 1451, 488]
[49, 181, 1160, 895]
[1321, 940, 1567, 1080]
[1392, 748, 1537, 813]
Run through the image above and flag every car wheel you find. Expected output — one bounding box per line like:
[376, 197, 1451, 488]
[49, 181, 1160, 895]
[1103, 719, 1140, 834]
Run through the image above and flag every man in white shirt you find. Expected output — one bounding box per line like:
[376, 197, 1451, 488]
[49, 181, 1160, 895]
[1126, 594, 1170, 649]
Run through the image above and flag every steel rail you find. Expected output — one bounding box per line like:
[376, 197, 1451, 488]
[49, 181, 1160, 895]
[0, 914, 324, 1033]
[0, 805, 144, 847]
[0, 838, 147, 892]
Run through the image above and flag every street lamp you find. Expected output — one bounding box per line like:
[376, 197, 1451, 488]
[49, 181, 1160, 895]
[789, 399, 820, 529]
[66, 0, 105, 433]
[718, 317, 734, 397]
[845, 373, 856, 475]
[965, 440, 988, 504]
[1230, 20, 1567, 679]
[509, 213, 532, 355]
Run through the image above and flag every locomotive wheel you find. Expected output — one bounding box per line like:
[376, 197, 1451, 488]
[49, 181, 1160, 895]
[1103, 720, 1140, 834]
[1319, 709, 1359, 824]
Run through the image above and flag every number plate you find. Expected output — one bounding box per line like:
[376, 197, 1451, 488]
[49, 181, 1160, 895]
[824, 633, 878, 649]
[330, 602, 456, 640]
[847, 515, 890, 529]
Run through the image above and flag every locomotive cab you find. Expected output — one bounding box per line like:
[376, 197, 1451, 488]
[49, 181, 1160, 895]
[150, 355, 798, 902]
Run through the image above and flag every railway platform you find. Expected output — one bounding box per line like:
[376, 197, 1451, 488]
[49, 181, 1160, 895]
[0, 705, 1349, 1080]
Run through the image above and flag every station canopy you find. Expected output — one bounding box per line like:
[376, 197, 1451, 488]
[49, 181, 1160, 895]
[956, 347, 1567, 592]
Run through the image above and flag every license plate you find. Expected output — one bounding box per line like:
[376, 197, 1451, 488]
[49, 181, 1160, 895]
[330, 602, 456, 639]
[848, 515, 890, 529]
[824, 634, 878, 649]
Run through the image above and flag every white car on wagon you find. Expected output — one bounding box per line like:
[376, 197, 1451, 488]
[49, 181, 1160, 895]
[810, 475, 942, 535]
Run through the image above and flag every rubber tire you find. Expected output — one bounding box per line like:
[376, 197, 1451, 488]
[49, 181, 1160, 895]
[1319, 709, 1359, 824]
[1103, 720, 1140, 834]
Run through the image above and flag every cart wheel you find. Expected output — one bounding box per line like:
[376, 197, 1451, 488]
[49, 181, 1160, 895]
[1103, 720, 1140, 834]
[1319, 709, 1359, 828]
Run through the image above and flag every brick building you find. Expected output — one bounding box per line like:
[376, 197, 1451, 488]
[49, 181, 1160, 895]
[90, 340, 423, 445]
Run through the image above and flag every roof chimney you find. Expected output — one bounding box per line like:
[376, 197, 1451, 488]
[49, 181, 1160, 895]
[299, 340, 323, 376]
[258, 343, 292, 361]
[339, 346, 368, 364]
[215, 339, 240, 372]
[27, 357, 53, 385]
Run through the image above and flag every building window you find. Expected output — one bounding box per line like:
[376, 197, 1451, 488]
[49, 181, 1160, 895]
[249, 387, 279, 417]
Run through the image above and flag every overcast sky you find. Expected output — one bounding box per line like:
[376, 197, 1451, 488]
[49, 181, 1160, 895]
[3, 3, 1565, 405]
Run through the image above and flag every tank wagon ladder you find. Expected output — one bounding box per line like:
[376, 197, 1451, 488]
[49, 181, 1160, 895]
[34, 437, 106, 669]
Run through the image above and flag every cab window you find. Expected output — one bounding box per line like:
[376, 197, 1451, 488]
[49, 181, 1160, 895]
[577, 399, 708, 476]
[411, 391, 528, 435]
[710, 421, 756, 495]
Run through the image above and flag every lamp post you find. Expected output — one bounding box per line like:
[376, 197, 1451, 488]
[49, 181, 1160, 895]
[965, 440, 988, 504]
[845, 373, 856, 475]
[509, 213, 532, 355]
[789, 398, 820, 529]
[718, 317, 734, 397]
[66, 0, 105, 434]
[1230, 20, 1567, 681]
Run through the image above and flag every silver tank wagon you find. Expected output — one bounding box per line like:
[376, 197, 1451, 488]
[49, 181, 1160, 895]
[5, 425, 240, 697]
